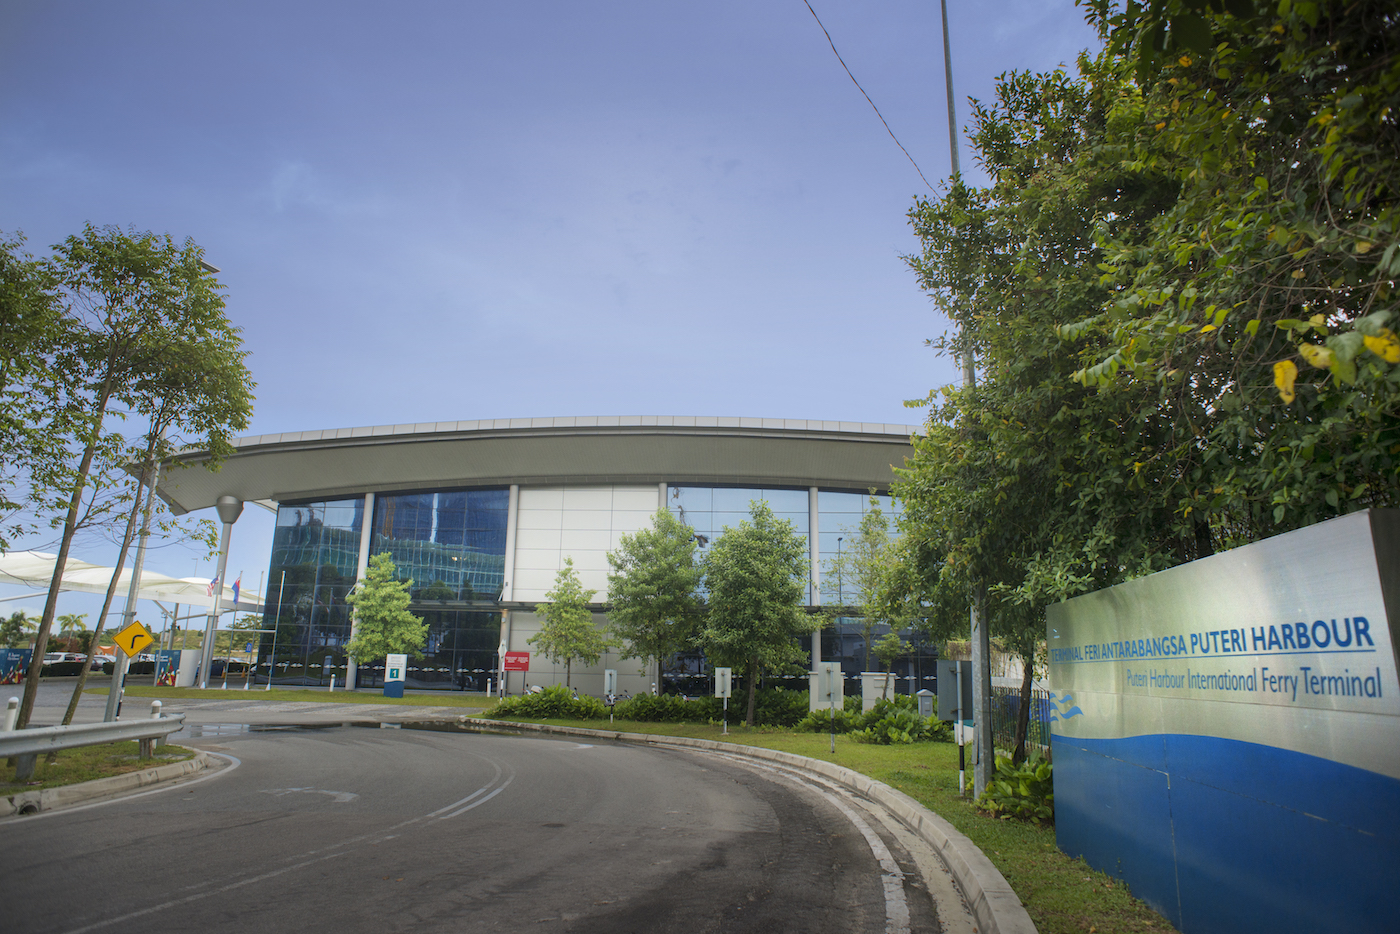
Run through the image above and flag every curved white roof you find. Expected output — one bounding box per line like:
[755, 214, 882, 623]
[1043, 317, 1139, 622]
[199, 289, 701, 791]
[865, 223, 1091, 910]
[156, 415, 918, 516]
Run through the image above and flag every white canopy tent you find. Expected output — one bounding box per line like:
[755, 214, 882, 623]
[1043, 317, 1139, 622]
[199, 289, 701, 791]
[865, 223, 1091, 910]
[0, 550, 263, 615]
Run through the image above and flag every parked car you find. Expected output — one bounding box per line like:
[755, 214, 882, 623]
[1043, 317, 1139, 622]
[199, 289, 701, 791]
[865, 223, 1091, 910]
[90, 653, 116, 669]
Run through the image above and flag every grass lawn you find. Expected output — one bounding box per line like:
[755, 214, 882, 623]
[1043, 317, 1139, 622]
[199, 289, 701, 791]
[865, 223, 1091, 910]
[481, 716, 1179, 934]
[1, 741, 196, 795]
[85, 685, 496, 708]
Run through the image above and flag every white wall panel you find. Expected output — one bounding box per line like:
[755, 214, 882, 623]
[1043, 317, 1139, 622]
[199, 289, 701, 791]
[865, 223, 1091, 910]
[516, 509, 563, 530]
[509, 484, 664, 603]
[520, 488, 564, 509]
[513, 528, 562, 551]
[561, 488, 614, 510]
[613, 488, 662, 511]
[514, 548, 563, 571]
[560, 509, 612, 531]
[561, 529, 611, 552]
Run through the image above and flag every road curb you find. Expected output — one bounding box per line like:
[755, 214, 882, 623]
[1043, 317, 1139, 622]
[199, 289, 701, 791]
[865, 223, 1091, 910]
[2, 750, 211, 817]
[420, 717, 1037, 934]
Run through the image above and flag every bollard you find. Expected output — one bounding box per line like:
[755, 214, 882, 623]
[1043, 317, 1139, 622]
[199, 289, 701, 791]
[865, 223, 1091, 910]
[3, 697, 17, 733]
[329, 674, 335, 692]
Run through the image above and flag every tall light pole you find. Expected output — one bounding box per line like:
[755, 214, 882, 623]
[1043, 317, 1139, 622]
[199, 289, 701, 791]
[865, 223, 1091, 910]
[941, 0, 992, 799]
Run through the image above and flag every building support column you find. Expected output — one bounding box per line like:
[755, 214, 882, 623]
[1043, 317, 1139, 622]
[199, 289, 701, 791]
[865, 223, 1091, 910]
[345, 492, 375, 690]
[501, 485, 519, 602]
[199, 495, 243, 689]
[809, 486, 820, 668]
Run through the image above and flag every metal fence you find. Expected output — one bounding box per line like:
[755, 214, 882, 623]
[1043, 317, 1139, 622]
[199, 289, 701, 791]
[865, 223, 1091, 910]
[990, 685, 1052, 757]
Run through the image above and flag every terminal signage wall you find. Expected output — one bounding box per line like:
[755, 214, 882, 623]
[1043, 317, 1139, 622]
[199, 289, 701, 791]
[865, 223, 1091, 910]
[1047, 510, 1399, 934]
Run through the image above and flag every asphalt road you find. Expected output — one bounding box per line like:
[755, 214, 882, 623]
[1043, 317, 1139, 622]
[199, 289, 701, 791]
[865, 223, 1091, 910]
[1, 716, 976, 934]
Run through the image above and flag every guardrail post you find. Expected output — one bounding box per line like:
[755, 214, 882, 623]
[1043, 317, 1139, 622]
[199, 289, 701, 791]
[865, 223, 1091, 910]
[140, 701, 164, 759]
[5, 696, 35, 781]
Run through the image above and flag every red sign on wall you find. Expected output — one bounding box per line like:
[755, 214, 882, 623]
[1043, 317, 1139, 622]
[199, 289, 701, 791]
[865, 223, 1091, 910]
[503, 651, 530, 672]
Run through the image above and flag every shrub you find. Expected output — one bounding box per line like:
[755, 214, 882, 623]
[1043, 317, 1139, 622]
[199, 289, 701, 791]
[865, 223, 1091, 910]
[487, 684, 606, 720]
[795, 708, 860, 733]
[976, 754, 1054, 824]
[851, 706, 931, 744]
[751, 687, 809, 727]
[613, 693, 714, 722]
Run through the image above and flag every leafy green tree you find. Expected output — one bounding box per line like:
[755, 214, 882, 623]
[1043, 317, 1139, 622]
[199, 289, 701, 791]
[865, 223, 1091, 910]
[872, 632, 908, 672]
[0, 232, 65, 553]
[1066, 0, 1400, 534]
[57, 613, 87, 651]
[699, 500, 818, 725]
[344, 553, 428, 664]
[606, 509, 704, 685]
[16, 225, 253, 729]
[1, 611, 36, 649]
[529, 558, 609, 687]
[828, 497, 903, 670]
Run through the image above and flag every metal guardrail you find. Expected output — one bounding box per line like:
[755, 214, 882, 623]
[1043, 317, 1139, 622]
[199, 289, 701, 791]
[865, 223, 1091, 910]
[2, 697, 186, 781]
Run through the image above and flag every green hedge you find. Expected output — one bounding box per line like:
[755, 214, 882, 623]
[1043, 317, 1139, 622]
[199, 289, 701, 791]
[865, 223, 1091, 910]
[486, 684, 607, 720]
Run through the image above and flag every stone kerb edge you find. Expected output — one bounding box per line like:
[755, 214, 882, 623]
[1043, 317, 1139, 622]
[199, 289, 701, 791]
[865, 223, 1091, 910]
[3, 751, 211, 817]
[452, 718, 1036, 934]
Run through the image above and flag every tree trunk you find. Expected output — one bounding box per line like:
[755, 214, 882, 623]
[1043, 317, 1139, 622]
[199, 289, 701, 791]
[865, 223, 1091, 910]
[745, 654, 758, 726]
[56, 438, 159, 731]
[566, 657, 571, 687]
[18, 377, 115, 730]
[1012, 654, 1034, 765]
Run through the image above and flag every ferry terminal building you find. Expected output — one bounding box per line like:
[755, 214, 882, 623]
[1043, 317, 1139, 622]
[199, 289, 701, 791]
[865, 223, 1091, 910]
[156, 416, 924, 697]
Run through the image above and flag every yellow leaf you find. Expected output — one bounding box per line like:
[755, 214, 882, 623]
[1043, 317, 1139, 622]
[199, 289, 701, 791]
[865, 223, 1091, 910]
[1316, 112, 1334, 126]
[1274, 360, 1298, 403]
[1298, 344, 1334, 368]
[1291, 269, 1306, 279]
[1155, 121, 1167, 131]
[1178, 56, 1192, 67]
[1355, 241, 1374, 254]
[1200, 324, 1217, 332]
[1171, 98, 1180, 113]
[1308, 313, 1325, 327]
[1363, 330, 1400, 363]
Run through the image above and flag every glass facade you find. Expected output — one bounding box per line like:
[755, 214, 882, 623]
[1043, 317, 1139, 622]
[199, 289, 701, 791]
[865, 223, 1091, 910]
[659, 485, 924, 694]
[260, 499, 364, 686]
[260, 488, 509, 689]
[256, 482, 922, 693]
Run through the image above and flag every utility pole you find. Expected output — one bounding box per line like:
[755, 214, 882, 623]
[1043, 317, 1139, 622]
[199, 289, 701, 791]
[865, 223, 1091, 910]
[941, 0, 992, 798]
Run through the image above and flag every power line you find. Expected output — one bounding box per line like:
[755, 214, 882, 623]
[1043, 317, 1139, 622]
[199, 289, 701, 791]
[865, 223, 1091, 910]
[801, 0, 935, 192]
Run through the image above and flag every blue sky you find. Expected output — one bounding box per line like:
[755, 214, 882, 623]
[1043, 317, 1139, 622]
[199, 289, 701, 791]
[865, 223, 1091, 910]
[1, 1, 1097, 624]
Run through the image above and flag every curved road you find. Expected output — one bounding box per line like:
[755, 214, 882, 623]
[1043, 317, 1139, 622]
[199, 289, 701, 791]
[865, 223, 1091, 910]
[0, 725, 972, 933]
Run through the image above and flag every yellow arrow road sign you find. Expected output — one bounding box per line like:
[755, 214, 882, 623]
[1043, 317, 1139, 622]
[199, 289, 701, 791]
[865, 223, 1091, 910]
[114, 621, 154, 657]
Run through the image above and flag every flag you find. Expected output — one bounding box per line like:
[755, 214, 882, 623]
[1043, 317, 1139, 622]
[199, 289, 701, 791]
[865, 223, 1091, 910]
[232, 576, 241, 604]
[207, 575, 219, 597]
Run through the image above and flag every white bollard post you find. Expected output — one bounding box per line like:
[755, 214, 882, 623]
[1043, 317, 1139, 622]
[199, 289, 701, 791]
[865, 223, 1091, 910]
[329, 674, 335, 693]
[3, 697, 17, 732]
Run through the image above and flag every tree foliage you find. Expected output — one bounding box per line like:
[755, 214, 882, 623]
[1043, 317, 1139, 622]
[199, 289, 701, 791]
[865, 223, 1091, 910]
[828, 496, 905, 669]
[898, 1, 1398, 636]
[344, 553, 427, 663]
[529, 557, 609, 687]
[895, 2, 1398, 765]
[11, 225, 254, 729]
[606, 508, 704, 679]
[699, 500, 817, 725]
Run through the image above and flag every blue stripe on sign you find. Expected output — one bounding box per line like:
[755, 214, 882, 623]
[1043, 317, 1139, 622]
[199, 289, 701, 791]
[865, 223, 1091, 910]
[1054, 734, 1400, 934]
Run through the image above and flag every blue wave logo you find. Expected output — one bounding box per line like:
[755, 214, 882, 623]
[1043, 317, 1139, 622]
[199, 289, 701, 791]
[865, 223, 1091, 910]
[1048, 692, 1083, 722]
